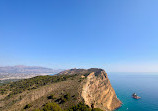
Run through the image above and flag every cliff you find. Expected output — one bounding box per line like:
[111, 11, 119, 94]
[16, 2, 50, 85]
[81, 70, 121, 110]
[60, 68, 121, 110]
[0, 68, 121, 111]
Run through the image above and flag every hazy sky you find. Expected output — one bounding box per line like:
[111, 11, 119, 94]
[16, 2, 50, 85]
[0, 0, 158, 72]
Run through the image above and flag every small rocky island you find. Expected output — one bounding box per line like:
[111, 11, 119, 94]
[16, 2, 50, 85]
[132, 93, 141, 99]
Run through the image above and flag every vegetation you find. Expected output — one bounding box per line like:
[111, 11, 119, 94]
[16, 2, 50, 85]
[0, 79, 19, 86]
[63, 93, 70, 101]
[40, 94, 103, 111]
[24, 104, 32, 109]
[48, 94, 56, 100]
[32, 109, 41, 111]
[67, 103, 103, 111]
[42, 102, 62, 111]
[83, 73, 91, 77]
[30, 102, 103, 111]
[0, 88, 6, 95]
[30, 102, 62, 111]
[0, 74, 77, 97]
[55, 93, 71, 104]
[0, 83, 4, 86]
[67, 102, 91, 111]
[92, 108, 103, 111]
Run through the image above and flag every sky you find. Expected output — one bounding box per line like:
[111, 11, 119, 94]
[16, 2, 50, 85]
[0, 0, 158, 72]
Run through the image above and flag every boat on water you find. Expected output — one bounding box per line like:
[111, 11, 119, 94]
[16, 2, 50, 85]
[132, 93, 141, 99]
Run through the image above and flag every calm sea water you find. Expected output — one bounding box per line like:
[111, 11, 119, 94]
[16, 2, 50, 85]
[108, 72, 158, 111]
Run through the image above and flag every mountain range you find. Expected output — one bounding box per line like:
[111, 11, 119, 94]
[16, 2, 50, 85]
[0, 65, 62, 74]
[0, 65, 64, 80]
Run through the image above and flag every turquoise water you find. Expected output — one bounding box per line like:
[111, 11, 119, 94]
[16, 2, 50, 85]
[108, 72, 158, 111]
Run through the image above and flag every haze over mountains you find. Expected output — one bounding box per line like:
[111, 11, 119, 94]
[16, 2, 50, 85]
[0, 65, 63, 80]
[0, 65, 61, 73]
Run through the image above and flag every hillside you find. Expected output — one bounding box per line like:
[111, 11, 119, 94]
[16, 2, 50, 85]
[0, 68, 121, 111]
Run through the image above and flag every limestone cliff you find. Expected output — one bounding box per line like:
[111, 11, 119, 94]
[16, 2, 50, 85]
[81, 70, 121, 111]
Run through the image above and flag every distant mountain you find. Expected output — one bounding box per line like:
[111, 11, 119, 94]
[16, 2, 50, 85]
[0, 65, 62, 74]
[0, 65, 64, 80]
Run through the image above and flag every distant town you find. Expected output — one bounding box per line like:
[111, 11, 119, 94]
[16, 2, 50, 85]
[0, 65, 63, 84]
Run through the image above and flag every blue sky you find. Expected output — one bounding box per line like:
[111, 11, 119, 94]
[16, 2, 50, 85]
[0, 0, 158, 72]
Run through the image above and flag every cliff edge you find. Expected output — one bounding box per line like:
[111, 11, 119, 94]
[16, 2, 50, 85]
[60, 68, 121, 111]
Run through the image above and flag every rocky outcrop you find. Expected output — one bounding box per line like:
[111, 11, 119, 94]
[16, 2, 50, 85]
[81, 70, 121, 111]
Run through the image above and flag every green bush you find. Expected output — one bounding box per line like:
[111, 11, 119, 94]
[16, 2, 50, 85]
[60, 97, 67, 104]
[64, 93, 70, 100]
[42, 102, 62, 111]
[24, 104, 32, 109]
[48, 94, 56, 99]
[56, 93, 71, 104]
[67, 102, 91, 111]
[0, 88, 6, 95]
[67, 102, 103, 111]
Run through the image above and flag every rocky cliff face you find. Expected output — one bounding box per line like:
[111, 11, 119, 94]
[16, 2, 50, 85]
[0, 68, 121, 111]
[81, 70, 121, 111]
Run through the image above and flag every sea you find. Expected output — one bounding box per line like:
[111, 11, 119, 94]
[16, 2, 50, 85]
[108, 72, 158, 111]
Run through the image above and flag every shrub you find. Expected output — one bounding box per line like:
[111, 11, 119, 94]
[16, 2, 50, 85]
[56, 93, 71, 104]
[60, 97, 67, 104]
[67, 102, 91, 111]
[42, 102, 62, 111]
[64, 93, 70, 100]
[24, 104, 32, 109]
[48, 94, 56, 99]
[0, 89, 6, 95]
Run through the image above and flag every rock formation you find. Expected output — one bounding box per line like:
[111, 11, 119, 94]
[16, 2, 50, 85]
[81, 70, 121, 110]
